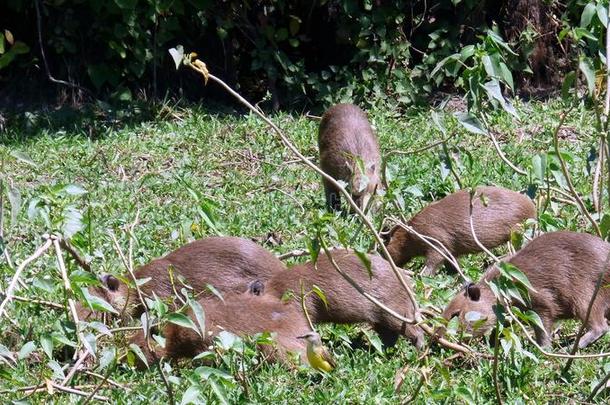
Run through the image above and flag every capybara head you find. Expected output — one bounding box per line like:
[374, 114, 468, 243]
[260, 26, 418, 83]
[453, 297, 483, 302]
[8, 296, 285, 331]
[442, 282, 497, 338]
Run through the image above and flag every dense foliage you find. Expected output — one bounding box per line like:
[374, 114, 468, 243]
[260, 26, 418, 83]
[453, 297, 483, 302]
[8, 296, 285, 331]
[0, 0, 597, 108]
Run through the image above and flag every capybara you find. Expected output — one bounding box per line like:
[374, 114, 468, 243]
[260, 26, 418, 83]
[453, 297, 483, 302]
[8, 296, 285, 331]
[253, 249, 424, 349]
[130, 293, 310, 367]
[318, 103, 381, 212]
[385, 186, 535, 275]
[77, 237, 286, 321]
[442, 231, 610, 348]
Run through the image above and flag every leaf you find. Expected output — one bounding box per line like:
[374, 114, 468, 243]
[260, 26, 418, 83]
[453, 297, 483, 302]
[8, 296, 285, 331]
[181, 385, 202, 405]
[18, 341, 36, 360]
[206, 284, 224, 302]
[63, 184, 87, 196]
[167, 313, 200, 335]
[81, 288, 118, 314]
[62, 207, 84, 238]
[354, 249, 372, 278]
[597, 4, 608, 28]
[311, 284, 329, 310]
[431, 110, 447, 135]
[189, 299, 206, 339]
[464, 311, 482, 322]
[129, 343, 148, 368]
[600, 214, 610, 239]
[215, 331, 240, 350]
[430, 53, 461, 78]
[7, 185, 21, 225]
[500, 262, 536, 292]
[10, 150, 36, 166]
[361, 328, 384, 354]
[579, 58, 596, 96]
[581, 2, 597, 28]
[88, 321, 112, 336]
[114, 0, 137, 9]
[454, 112, 487, 135]
[168, 46, 184, 70]
[40, 335, 53, 359]
[0, 33, 4, 54]
[499, 62, 514, 91]
[531, 154, 546, 182]
[525, 310, 545, 332]
[48, 360, 65, 380]
[99, 347, 116, 370]
[4, 29, 13, 45]
[482, 80, 518, 117]
[208, 377, 230, 405]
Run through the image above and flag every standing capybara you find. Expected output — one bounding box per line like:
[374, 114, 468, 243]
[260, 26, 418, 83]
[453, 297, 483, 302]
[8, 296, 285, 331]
[77, 237, 286, 320]
[385, 186, 536, 275]
[442, 231, 610, 348]
[318, 104, 382, 211]
[252, 249, 424, 349]
[130, 293, 310, 367]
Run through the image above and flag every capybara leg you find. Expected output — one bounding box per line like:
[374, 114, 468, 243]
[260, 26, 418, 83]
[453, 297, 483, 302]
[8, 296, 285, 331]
[421, 251, 445, 276]
[323, 179, 341, 211]
[373, 325, 399, 348]
[579, 312, 609, 348]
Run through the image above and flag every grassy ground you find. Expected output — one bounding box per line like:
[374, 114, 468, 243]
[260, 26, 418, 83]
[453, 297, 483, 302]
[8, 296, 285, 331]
[1, 98, 609, 403]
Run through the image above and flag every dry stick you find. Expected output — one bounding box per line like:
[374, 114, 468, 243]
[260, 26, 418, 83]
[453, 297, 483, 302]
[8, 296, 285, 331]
[277, 249, 309, 260]
[299, 281, 315, 331]
[592, 139, 603, 212]
[388, 218, 468, 283]
[156, 362, 175, 405]
[10, 294, 63, 309]
[0, 238, 52, 317]
[59, 239, 91, 272]
[553, 112, 602, 237]
[492, 318, 503, 405]
[384, 131, 454, 157]
[487, 130, 527, 175]
[83, 370, 126, 390]
[562, 249, 610, 375]
[51, 382, 108, 401]
[33, 0, 93, 98]
[468, 190, 500, 262]
[82, 363, 116, 405]
[587, 368, 610, 402]
[187, 61, 421, 320]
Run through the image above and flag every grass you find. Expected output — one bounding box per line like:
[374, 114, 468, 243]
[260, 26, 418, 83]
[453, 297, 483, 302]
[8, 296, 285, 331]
[1, 98, 609, 403]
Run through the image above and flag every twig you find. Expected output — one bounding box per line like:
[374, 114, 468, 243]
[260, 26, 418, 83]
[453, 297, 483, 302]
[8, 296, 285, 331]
[157, 361, 175, 405]
[592, 139, 603, 213]
[587, 368, 610, 402]
[9, 294, 63, 309]
[83, 370, 126, 390]
[82, 363, 117, 405]
[562, 249, 610, 375]
[552, 111, 602, 237]
[33, 0, 93, 97]
[299, 281, 315, 331]
[468, 189, 500, 262]
[492, 318, 503, 405]
[277, 249, 309, 260]
[487, 130, 527, 175]
[0, 238, 53, 317]
[186, 59, 422, 321]
[59, 239, 91, 272]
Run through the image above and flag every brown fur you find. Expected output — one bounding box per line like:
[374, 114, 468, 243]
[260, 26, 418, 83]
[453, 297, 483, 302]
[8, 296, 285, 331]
[318, 103, 381, 211]
[130, 293, 310, 367]
[77, 237, 286, 321]
[386, 186, 536, 275]
[255, 249, 424, 349]
[442, 231, 610, 348]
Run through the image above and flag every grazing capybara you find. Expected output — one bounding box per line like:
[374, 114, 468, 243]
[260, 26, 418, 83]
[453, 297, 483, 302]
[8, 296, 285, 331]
[253, 249, 424, 349]
[318, 103, 381, 212]
[385, 186, 535, 275]
[130, 293, 310, 367]
[77, 237, 286, 321]
[442, 231, 610, 348]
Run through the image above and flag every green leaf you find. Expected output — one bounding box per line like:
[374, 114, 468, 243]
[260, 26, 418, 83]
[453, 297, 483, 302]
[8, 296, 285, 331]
[597, 4, 608, 28]
[99, 347, 116, 370]
[361, 328, 384, 354]
[181, 385, 202, 405]
[215, 331, 241, 350]
[62, 207, 84, 238]
[431, 110, 447, 136]
[454, 112, 487, 135]
[129, 343, 149, 368]
[81, 288, 118, 314]
[500, 262, 536, 292]
[561, 71, 576, 101]
[18, 341, 36, 360]
[114, 0, 137, 9]
[579, 58, 596, 96]
[581, 2, 597, 27]
[532, 153, 546, 182]
[354, 249, 372, 278]
[63, 184, 87, 196]
[48, 360, 65, 380]
[7, 185, 21, 225]
[206, 284, 224, 302]
[208, 377, 230, 405]
[40, 335, 53, 359]
[167, 313, 200, 335]
[430, 53, 461, 78]
[482, 80, 518, 117]
[525, 310, 545, 332]
[600, 214, 610, 239]
[189, 299, 206, 338]
[10, 150, 36, 166]
[311, 284, 329, 310]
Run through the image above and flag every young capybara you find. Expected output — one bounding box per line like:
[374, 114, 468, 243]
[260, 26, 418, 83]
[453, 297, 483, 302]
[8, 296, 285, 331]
[252, 249, 424, 349]
[442, 231, 610, 348]
[77, 237, 286, 321]
[130, 293, 310, 367]
[385, 186, 536, 275]
[318, 103, 381, 211]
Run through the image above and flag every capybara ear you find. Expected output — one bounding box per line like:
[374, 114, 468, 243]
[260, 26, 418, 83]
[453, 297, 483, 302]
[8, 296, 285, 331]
[465, 283, 481, 301]
[102, 274, 120, 291]
[248, 280, 265, 296]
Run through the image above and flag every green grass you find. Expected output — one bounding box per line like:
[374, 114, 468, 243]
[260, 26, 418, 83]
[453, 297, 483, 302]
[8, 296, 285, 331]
[1, 99, 609, 403]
